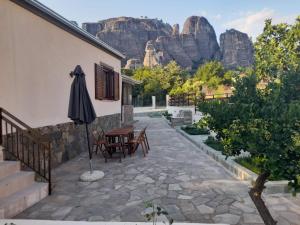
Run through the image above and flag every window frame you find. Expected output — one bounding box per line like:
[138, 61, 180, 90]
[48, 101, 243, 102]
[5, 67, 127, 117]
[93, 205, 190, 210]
[95, 62, 119, 101]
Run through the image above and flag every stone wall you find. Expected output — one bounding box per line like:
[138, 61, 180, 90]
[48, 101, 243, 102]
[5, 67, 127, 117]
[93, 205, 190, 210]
[37, 113, 121, 168]
[122, 105, 134, 126]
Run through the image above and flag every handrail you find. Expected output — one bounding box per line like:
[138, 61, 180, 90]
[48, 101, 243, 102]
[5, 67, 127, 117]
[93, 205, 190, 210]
[0, 107, 52, 195]
[0, 108, 50, 142]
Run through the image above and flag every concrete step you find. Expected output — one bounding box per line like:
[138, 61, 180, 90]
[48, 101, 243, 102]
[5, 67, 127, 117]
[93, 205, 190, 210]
[0, 182, 48, 218]
[0, 171, 35, 198]
[0, 161, 20, 179]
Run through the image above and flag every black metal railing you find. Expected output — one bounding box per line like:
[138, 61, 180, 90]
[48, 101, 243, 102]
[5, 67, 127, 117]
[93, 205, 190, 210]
[0, 107, 52, 194]
[169, 93, 232, 106]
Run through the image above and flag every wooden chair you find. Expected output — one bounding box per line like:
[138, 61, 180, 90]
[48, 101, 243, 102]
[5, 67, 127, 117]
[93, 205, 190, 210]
[142, 126, 150, 151]
[128, 129, 148, 157]
[92, 129, 124, 162]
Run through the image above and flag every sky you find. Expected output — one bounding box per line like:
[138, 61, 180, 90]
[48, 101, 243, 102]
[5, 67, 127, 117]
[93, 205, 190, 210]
[39, 0, 300, 40]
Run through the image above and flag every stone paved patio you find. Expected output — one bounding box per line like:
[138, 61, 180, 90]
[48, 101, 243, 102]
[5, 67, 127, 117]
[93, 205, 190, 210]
[17, 117, 300, 225]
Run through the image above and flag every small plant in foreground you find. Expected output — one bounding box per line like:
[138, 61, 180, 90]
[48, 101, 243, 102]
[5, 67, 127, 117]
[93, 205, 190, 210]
[143, 202, 173, 225]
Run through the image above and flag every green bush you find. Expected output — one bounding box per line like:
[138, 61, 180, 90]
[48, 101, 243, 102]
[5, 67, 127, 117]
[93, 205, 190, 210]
[235, 156, 298, 181]
[204, 136, 224, 151]
[235, 156, 262, 176]
[181, 125, 209, 135]
[162, 111, 172, 121]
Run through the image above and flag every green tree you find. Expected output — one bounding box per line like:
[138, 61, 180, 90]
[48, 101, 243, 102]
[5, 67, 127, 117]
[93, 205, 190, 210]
[200, 16, 300, 225]
[133, 61, 189, 105]
[255, 16, 300, 80]
[194, 61, 225, 89]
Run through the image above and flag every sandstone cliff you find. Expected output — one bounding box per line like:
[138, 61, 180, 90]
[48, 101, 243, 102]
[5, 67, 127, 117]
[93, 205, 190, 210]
[82, 16, 254, 69]
[83, 17, 172, 63]
[220, 29, 254, 69]
[181, 16, 220, 62]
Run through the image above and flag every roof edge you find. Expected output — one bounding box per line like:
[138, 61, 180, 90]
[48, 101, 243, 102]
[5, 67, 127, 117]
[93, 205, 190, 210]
[11, 0, 125, 60]
[121, 74, 141, 85]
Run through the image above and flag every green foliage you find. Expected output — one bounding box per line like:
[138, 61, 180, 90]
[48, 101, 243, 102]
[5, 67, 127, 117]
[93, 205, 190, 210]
[181, 124, 209, 135]
[199, 16, 300, 192]
[204, 136, 224, 152]
[143, 202, 173, 225]
[255, 16, 300, 80]
[133, 61, 189, 104]
[199, 100, 236, 140]
[202, 69, 300, 191]
[121, 68, 134, 77]
[194, 61, 235, 89]
[162, 111, 172, 121]
[132, 60, 237, 102]
[235, 156, 262, 175]
[235, 156, 290, 181]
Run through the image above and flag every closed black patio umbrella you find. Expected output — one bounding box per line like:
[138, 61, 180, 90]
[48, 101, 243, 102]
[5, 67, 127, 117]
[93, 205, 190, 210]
[68, 65, 96, 173]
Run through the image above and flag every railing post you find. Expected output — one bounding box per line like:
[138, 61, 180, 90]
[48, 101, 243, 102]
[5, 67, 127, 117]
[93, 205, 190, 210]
[166, 95, 170, 108]
[48, 142, 51, 195]
[0, 108, 2, 146]
[152, 96, 156, 109]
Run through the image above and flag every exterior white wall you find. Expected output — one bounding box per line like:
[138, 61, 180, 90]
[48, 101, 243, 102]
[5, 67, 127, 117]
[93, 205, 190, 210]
[0, 0, 122, 128]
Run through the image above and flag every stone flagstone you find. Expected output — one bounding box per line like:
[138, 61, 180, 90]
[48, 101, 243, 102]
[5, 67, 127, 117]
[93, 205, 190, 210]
[15, 117, 300, 225]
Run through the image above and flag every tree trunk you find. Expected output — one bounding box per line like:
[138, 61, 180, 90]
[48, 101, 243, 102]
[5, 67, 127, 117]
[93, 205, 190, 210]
[249, 171, 277, 225]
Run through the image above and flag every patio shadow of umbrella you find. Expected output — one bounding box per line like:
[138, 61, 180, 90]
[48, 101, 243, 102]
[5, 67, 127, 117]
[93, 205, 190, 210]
[68, 65, 104, 181]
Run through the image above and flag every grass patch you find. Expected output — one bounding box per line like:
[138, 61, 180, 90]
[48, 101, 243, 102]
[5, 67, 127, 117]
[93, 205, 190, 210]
[235, 157, 261, 175]
[181, 125, 210, 135]
[235, 156, 299, 181]
[204, 136, 224, 151]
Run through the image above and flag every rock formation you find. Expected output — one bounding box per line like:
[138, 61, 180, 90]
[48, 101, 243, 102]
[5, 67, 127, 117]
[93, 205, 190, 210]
[172, 24, 180, 36]
[181, 16, 220, 62]
[220, 29, 254, 69]
[83, 17, 172, 64]
[82, 16, 254, 69]
[125, 58, 142, 69]
[143, 41, 161, 67]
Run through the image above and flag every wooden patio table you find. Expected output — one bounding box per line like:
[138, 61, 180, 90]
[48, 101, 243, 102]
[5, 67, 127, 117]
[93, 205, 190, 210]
[105, 127, 134, 157]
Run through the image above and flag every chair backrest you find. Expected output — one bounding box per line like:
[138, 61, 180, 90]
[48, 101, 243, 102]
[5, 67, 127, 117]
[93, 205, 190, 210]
[136, 130, 144, 142]
[98, 128, 106, 140]
[141, 126, 147, 135]
[92, 128, 106, 142]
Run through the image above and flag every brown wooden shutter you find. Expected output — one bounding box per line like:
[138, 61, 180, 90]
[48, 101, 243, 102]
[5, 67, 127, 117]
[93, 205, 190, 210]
[114, 71, 120, 101]
[95, 63, 105, 100]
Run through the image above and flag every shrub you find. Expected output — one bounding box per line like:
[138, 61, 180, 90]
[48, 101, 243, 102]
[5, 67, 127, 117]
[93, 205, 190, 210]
[181, 125, 209, 135]
[204, 136, 224, 151]
[162, 111, 172, 121]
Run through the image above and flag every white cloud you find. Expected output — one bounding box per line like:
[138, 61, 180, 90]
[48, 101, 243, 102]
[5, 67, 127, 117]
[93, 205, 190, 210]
[197, 10, 208, 17]
[224, 8, 297, 40]
[213, 14, 222, 20]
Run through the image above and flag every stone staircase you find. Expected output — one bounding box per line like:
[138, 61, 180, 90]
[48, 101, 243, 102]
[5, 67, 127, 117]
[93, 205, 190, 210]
[0, 145, 48, 218]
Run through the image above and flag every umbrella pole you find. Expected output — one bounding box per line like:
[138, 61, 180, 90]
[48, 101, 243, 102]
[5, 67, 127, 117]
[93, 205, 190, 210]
[85, 123, 93, 174]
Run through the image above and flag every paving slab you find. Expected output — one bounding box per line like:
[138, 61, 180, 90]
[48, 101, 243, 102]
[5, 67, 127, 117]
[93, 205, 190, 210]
[15, 117, 300, 225]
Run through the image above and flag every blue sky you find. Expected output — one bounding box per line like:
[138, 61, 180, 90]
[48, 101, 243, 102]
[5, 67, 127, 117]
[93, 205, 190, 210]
[39, 0, 299, 40]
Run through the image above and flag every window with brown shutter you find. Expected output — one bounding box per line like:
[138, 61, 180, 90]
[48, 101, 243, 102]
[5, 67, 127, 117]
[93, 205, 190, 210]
[95, 63, 120, 101]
